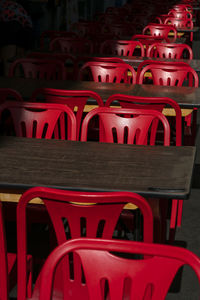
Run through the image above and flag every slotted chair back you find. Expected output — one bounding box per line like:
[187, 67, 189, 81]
[1, 102, 76, 140]
[39, 238, 200, 300]
[147, 43, 193, 59]
[31, 88, 104, 140]
[100, 40, 145, 56]
[17, 187, 154, 300]
[81, 107, 170, 146]
[79, 61, 136, 84]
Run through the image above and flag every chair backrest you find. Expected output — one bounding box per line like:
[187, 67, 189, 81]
[9, 58, 66, 80]
[147, 43, 193, 59]
[79, 61, 136, 84]
[39, 238, 200, 300]
[137, 61, 199, 87]
[17, 187, 154, 300]
[0, 101, 76, 140]
[131, 34, 166, 44]
[168, 9, 193, 19]
[26, 52, 77, 80]
[173, 4, 193, 12]
[0, 202, 9, 300]
[105, 94, 182, 146]
[142, 24, 177, 43]
[100, 40, 145, 57]
[81, 107, 170, 145]
[31, 88, 104, 140]
[164, 17, 193, 28]
[0, 88, 23, 103]
[131, 34, 166, 55]
[50, 37, 93, 54]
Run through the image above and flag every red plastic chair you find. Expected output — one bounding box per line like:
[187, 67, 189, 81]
[100, 40, 145, 57]
[173, 4, 193, 12]
[143, 24, 178, 43]
[1, 102, 76, 140]
[27, 52, 77, 80]
[105, 94, 182, 146]
[38, 238, 200, 300]
[137, 61, 199, 87]
[131, 34, 166, 43]
[17, 187, 154, 300]
[40, 30, 78, 49]
[164, 17, 194, 41]
[81, 107, 170, 145]
[137, 60, 198, 143]
[79, 61, 136, 84]
[31, 88, 104, 140]
[50, 37, 93, 54]
[0, 88, 23, 102]
[9, 58, 66, 80]
[168, 9, 193, 19]
[147, 43, 193, 59]
[105, 95, 183, 234]
[131, 34, 166, 55]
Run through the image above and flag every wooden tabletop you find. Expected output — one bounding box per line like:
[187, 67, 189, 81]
[1, 76, 200, 108]
[0, 136, 195, 200]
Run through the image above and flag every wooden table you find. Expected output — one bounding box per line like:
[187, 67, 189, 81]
[1, 76, 200, 108]
[0, 136, 195, 201]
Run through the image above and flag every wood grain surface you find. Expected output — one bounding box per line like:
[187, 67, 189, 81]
[0, 136, 195, 199]
[0, 77, 199, 108]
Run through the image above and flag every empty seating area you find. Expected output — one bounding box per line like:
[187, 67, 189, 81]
[0, 0, 200, 299]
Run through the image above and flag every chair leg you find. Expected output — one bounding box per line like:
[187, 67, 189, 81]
[177, 200, 183, 227]
[27, 256, 33, 299]
[147, 198, 167, 243]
